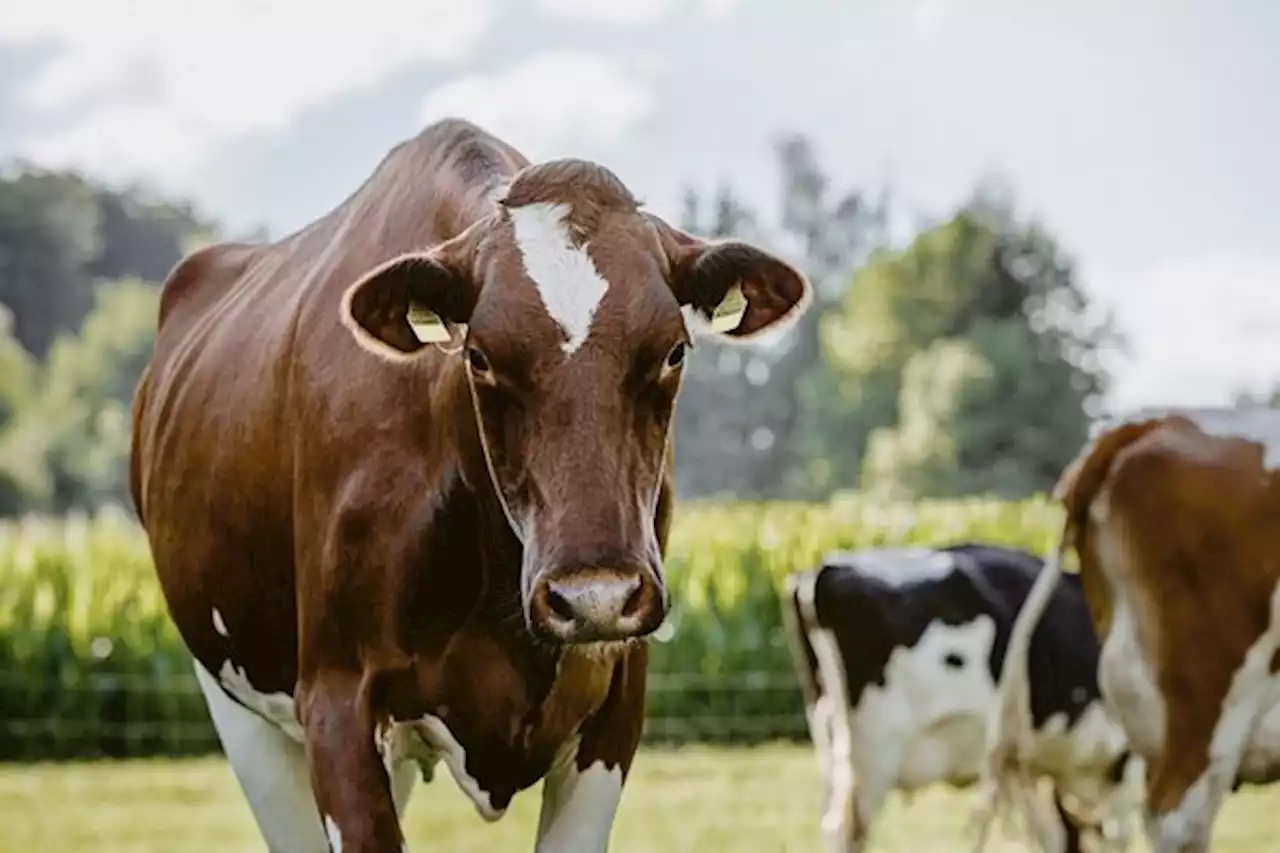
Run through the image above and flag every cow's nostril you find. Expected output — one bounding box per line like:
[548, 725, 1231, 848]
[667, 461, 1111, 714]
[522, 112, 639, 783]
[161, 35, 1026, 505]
[620, 579, 646, 619]
[545, 585, 575, 622]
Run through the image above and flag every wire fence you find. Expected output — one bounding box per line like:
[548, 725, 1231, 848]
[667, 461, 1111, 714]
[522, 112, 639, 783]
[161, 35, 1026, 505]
[0, 667, 810, 762]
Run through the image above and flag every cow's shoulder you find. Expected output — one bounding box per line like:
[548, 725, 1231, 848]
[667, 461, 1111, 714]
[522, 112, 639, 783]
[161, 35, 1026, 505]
[157, 240, 261, 330]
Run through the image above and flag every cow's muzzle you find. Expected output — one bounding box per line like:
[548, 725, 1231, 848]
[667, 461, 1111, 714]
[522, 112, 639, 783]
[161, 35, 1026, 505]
[527, 562, 666, 643]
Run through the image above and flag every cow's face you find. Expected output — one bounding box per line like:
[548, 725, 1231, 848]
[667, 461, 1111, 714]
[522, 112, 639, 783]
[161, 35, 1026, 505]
[341, 160, 810, 645]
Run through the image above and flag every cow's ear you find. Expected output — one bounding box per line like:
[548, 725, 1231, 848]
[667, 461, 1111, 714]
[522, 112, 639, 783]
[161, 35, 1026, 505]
[340, 232, 480, 359]
[651, 216, 811, 340]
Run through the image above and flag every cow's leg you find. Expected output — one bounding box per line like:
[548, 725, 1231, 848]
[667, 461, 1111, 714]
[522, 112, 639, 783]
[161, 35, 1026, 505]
[298, 669, 407, 853]
[833, 715, 898, 853]
[845, 767, 890, 853]
[534, 745, 625, 853]
[818, 698, 857, 853]
[807, 694, 874, 853]
[1051, 793, 1083, 853]
[535, 647, 648, 853]
[1098, 753, 1146, 853]
[1009, 781, 1067, 853]
[1144, 585, 1280, 853]
[194, 660, 330, 853]
[1143, 685, 1265, 852]
[1144, 698, 1271, 853]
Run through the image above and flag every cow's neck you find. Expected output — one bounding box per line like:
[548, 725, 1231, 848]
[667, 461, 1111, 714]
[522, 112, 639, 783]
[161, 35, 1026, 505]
[384, 466, 623, 754]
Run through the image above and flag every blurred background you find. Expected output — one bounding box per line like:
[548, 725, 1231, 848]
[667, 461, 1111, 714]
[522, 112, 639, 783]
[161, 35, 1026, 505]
[0, 1, 1277, 851]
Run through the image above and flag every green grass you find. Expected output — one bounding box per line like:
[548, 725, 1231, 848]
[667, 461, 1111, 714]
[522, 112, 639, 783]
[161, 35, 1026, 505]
[1, 745, 1277, 852]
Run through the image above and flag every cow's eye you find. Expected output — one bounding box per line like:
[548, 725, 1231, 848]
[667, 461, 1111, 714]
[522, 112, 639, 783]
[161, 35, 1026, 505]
[467, 346, 491, 374]
[664, 341, 689, 371]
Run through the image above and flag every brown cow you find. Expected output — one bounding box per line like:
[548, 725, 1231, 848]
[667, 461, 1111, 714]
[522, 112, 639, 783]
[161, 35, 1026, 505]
[129, 117, 810, 853]
[981, 407, 1280, 853]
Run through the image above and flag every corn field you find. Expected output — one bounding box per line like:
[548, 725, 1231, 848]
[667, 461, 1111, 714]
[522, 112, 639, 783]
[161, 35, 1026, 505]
[0, 496, 1063, 760]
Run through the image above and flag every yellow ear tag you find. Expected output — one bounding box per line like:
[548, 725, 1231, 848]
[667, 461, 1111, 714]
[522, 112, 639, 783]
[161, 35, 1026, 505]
[709, 282, 748, 333]
[407, 303, 452, 345]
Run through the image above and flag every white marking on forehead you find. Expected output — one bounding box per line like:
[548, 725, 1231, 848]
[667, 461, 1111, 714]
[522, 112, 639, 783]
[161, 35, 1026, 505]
[824, 547, 957, 586]
[507, 201, 610, 354]
[324, 815, 343, 853]
[1094, 405, 1280, 470]
[211, 607, 229, 637]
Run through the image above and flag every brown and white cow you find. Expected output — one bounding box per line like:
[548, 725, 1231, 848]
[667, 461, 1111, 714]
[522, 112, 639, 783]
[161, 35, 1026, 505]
[981, 407, 1280, 853]
[129, 117, 810, 853]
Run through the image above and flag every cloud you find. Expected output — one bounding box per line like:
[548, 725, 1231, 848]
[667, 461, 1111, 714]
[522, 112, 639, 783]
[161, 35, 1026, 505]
[419, 52, 655, 161]
[536, 0, 742, 24]
[911, 0, 957, 41]
[1, 0, 493, 181]
[1104, 253, 1280, 410]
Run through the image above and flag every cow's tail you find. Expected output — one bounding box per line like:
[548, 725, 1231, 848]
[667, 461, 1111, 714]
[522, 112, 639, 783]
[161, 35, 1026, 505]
[970, 417, 1166, 851]
[969, 522, 1071, 852]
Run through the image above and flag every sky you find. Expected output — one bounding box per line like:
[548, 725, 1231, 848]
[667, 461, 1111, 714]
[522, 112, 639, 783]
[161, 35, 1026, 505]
[1, 0, 1277, 413]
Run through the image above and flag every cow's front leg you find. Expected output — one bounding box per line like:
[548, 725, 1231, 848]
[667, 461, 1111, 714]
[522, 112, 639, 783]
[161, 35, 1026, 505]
[535, 743, 626, 853]
[299, 670, 405, 853]
[535, 648, 647, 853]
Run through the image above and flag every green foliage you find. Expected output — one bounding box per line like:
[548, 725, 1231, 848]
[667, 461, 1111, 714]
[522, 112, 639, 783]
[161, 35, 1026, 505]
[0, 163, 219, 517]
[0, 497, 1062, 758]
[0, 165, 214, 360]
[0, 308, 43, 514]
[29, 279, 160, 512]
[0, 169, 102, 359]
[673, 137, 887, 501]
[828, 188, 1120, 500]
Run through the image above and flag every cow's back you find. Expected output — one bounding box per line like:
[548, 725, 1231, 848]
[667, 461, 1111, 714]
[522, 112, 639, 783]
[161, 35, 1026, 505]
[799, 544, 1102, 727]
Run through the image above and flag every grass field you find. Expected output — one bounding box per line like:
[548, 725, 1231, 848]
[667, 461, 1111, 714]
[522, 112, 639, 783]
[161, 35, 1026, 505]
[2, 745, 1278, 852]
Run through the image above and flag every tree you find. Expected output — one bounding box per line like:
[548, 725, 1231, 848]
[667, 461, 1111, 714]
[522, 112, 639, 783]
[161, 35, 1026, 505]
[11, 278, 161, 513]
[0, 305, 44, 514]
[832, 180, 1121, 499]
[1233, 384, 1280, 408]
[0, 164, 216, 359]
[671, 137, 888, 500]
[0, 168, 102, 358]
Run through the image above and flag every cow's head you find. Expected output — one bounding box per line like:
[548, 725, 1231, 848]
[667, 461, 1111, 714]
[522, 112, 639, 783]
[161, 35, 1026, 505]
[340, 159, 810, 644]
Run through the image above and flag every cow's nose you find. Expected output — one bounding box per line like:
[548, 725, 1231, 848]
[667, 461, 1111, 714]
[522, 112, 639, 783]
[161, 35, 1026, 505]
[528, 567, 665, 643]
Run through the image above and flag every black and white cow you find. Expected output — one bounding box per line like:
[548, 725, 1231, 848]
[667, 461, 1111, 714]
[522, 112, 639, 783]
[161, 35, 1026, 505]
[780, 542, 1142, 853]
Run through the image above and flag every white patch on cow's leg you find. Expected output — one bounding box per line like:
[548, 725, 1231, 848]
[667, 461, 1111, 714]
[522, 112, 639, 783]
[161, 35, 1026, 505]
[534, 747, 624, 853]
[820, 711, 857, 853]
[808, 695, 837, 783]
[507, 201, 609, 354]
[805, 622, 859, 853]
[1147, 582, 1280, 853]
[212, 607, 229, 637]
[194, 660, 328, 853]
